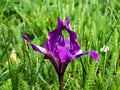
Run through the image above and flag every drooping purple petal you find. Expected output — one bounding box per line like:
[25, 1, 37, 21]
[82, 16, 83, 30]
[22, 34, 47, 54]
[75, 50, 99, 62]
[88, 50, 99, 62]
[22, 34, 30, 41]
[30, 43, 46, 54]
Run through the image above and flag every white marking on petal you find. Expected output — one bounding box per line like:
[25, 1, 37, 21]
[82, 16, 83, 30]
[75, 49, 82, 55]
[36, 45, 47, 53]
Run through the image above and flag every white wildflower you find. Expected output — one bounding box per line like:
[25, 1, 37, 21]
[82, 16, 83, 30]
[100, 45, 110, 52]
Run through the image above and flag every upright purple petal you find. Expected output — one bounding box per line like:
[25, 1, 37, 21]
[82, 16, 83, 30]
[45, 17, 64, 51]
[65, 18, 81, 55]
[65, 17, 70, 28]
[58, 17, 64, 27]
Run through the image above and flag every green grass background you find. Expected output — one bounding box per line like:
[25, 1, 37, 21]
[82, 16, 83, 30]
[0, 0, 120, 90]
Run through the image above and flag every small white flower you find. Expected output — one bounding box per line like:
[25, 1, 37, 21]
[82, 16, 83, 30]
[100, 45, 110, 52]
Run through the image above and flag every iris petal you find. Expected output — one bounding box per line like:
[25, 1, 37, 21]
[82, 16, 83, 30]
[75, 50, 99, 62]
[65, 17, 70, 28]
[22, 34, 29, 41]
[57, 45, 70, 62]
[30, 43, 46, 54]
[44, 17, 64, 51]
[22, 34, 46, 54]
[88, 50, 99, 62]
[65, 18, 81, 54]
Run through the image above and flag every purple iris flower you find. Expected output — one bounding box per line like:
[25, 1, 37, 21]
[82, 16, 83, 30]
[22, 17, 98, 76]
